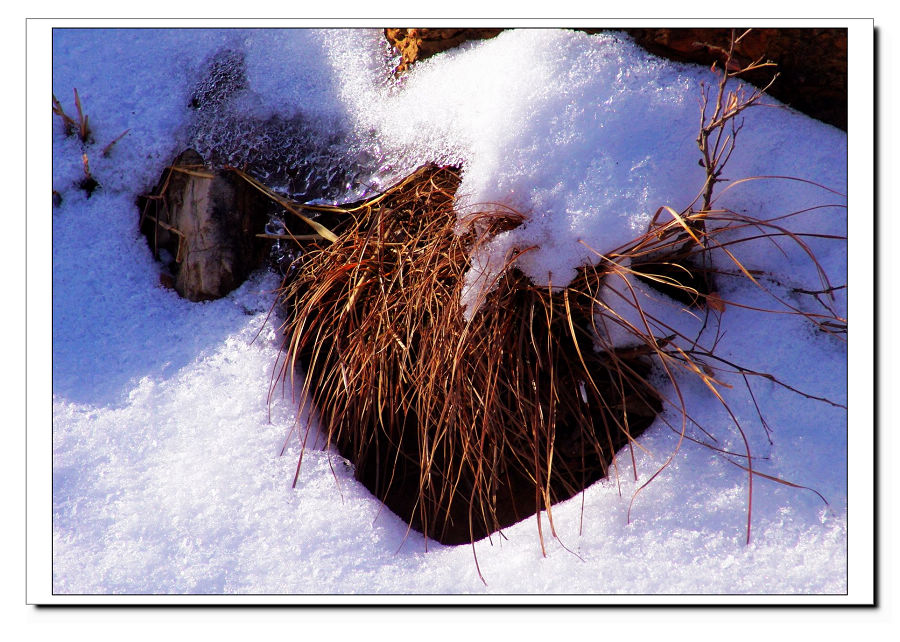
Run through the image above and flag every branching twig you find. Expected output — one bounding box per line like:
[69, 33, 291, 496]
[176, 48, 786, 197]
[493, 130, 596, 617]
[694, 29, 779, 224]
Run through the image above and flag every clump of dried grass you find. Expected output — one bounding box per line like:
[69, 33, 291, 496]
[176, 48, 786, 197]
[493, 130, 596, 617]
[267, 159, 844, 576]
[258, 29, 846, 580]
[53, 88, 130, 198]
[272, 165, 663, 560]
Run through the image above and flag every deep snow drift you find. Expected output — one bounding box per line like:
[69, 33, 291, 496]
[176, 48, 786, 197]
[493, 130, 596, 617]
[51, 28, 848, 595]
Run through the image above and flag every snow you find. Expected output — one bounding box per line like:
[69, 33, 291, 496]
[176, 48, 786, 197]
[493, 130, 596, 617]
[46, 26, 857, 597]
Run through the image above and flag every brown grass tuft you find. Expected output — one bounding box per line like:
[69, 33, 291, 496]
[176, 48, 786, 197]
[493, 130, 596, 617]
[259, 31, 846, 575]
[271, 165, 665, 558]
[262, 158, 845, 573]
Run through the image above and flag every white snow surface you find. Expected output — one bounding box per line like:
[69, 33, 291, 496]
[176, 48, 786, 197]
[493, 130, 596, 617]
[52, 28, 848, 595]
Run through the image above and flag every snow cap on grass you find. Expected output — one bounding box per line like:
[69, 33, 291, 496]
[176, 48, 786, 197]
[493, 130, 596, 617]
[325, 29, 845, 318]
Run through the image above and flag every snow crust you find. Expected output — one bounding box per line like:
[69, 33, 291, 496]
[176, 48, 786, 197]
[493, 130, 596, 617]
[51, 27, 848, 595]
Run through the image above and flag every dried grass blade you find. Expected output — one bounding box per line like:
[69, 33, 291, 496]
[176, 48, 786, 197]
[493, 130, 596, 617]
[229, 167, 340, 243]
